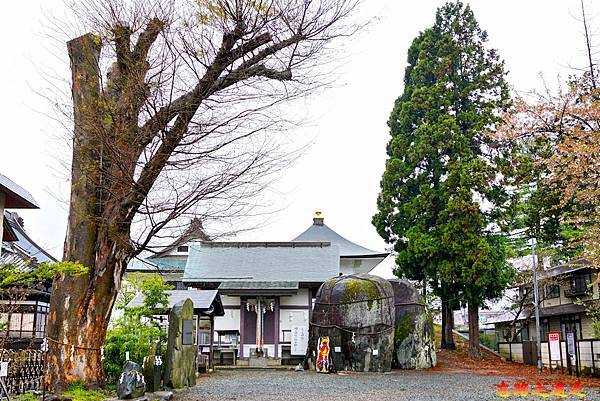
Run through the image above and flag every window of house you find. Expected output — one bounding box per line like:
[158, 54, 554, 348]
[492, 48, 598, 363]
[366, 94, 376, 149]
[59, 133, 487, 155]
[540, 318, 550, 341]
[515, 322, 529, 342]
[544, 284, 560, 299]
[560, 314, 582, 340]
[570, 272, 591, 292]
[9, 314, 22, 332]
[197, 330, 210, 345]
[177, 245, 189, 253]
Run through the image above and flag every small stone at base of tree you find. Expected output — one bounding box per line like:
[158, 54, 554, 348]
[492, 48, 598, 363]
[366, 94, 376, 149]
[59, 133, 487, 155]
[116, 360, 146, 399]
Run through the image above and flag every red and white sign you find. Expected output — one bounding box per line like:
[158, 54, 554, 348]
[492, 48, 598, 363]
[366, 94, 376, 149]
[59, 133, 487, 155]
[549, 332, 561, 361]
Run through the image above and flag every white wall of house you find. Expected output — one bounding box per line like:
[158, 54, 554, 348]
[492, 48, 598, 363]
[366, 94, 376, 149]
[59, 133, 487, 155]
[221, 295, 240, 306]
[279, 310, 309, 335]
[214, 309, 240, 333]
[279, 289, 309, 306]
[340, 258, 381, 275]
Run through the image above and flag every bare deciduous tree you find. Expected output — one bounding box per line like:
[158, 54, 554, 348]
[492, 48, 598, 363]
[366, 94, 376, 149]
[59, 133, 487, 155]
[45, 0, 359, 390]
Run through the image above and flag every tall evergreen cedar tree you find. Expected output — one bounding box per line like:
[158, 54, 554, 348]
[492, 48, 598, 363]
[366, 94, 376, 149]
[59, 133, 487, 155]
[373, 2, 514, 358]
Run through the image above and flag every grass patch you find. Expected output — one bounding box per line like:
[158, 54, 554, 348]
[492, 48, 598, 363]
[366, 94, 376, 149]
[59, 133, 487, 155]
[61, 380, 113, 401]
[15, 393, 39, 401]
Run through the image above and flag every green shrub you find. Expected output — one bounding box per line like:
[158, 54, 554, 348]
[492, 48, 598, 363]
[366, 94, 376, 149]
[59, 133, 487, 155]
[480, 332, 495, 349]
[104, 273, 171, 384]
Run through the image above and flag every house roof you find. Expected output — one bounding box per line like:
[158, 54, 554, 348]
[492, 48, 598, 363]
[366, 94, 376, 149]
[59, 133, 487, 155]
[0, 211, 55, 267]
[489, 302, 592, 324]
[0, 174, 39, 209]
[292, 216, 388, 258]
[127, 289, 224, 316]
[183, 242, 339, 283]
[539, 258, 592, 280]
[127, 256, 187, 272]
[154, 218, 210, 258]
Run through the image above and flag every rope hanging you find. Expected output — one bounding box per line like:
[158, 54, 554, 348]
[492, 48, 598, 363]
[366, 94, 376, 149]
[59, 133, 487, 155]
[45, 337, 104, 352]
[312, 274, 394, 336]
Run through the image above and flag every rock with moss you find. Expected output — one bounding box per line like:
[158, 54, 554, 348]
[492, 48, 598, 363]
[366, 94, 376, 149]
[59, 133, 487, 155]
[390, 280, 436, 369]
[116, 360, 146, 399]
[308, 274, 395, 372]
[163, 299, 196, 389]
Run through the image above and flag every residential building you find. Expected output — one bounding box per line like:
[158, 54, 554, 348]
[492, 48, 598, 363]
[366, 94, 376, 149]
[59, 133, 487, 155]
[0, 211, 56, 349]
[492, 259, 599, 374]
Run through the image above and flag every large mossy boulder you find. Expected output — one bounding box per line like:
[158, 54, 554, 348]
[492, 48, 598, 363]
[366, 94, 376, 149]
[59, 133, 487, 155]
[116, 360, 145, 399]
[163, 299, 196, 389]
[308, 274, 395, 372]
[390, 280, 436, 369]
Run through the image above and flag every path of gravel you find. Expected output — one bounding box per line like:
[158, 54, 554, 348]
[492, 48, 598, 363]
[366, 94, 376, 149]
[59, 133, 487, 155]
[172, 369, 600, 401]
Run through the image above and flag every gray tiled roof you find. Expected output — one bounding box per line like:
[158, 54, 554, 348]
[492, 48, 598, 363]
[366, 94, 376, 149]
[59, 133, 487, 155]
[0, 173, 39, 209]
[1, 211, 55, 267]
[539, 258, 591, 280]
[293, 218, 387, 258]
[183, 242, 339, 283]
[127, 289, 223, 316]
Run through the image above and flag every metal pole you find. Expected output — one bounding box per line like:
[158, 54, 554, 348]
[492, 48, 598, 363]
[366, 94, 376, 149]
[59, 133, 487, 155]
[531, 238, 543, 374]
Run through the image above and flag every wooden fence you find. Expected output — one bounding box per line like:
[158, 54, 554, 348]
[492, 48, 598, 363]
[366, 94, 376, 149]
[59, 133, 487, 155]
[0, 349, 45, 394]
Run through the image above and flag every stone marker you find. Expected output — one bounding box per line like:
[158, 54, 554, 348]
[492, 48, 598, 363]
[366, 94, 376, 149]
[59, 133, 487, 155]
[143, 355, 162, 392]
[390, 280, 436, 369]
[163, 298, 196, 389]
[116, 360, 146, 399]
[309, 274, 395, 372]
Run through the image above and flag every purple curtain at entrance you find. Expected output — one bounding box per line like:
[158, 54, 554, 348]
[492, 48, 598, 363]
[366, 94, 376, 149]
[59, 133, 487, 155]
[263, 310, 275, 343]
[243, 308, 257, 344]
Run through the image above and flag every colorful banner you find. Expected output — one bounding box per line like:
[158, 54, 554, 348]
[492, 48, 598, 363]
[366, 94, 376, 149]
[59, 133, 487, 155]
[316, 337, 331, 373]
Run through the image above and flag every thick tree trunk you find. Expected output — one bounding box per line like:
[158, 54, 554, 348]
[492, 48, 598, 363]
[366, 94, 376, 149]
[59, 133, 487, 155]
[468, 302, 482, 359]
[440, 295, 456, 350]
[45, 33, 127, 392]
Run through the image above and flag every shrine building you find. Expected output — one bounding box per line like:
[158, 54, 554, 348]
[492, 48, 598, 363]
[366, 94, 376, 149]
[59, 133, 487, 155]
[127, 213, 388, 366]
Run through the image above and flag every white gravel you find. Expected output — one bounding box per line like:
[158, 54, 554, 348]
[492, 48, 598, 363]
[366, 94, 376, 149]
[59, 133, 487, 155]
[172, 370, 600, 401]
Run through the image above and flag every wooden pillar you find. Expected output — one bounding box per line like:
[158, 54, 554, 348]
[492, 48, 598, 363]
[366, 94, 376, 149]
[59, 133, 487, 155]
[239, 298, 245, 358]
[274, 297, 280, 358]
[209, 315, 214, 369]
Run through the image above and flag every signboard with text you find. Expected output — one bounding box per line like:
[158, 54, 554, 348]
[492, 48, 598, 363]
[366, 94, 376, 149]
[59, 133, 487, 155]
[548, 332, 561, 361]
[290, 325, 309, 355]
[567, 332, 576, 356]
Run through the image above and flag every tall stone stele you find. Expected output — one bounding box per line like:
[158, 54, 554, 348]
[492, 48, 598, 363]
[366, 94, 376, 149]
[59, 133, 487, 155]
[164, 298, 196, 388]
[391, 280, 436, 369]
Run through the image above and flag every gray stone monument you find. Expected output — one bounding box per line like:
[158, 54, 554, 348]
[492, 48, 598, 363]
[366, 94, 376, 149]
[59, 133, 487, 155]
[390, 280, 436, 369]
[309, 274, 395, 372]
[143, 355, 162, 393]
[163, 299, 196, 389]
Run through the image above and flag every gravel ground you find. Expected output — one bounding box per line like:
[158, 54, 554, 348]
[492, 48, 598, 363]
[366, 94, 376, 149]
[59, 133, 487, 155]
[172, 369, 600, 401]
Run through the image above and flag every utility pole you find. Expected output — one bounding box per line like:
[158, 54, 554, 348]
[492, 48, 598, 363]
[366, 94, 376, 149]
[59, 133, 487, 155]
[531, 238, 542, 373]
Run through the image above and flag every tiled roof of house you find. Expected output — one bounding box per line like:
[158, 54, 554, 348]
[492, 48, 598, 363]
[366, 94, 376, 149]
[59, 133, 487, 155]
[539, 258, 592, 280]
[0, 211, 55, 267]
[183, 241, 339, 283]
[0, 173, 39, 209]
[293, 217, 388, 258]
[128, 289, 224, 316]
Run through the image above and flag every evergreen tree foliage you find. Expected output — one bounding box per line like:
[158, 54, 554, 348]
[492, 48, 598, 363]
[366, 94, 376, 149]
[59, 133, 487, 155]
[373, 1, 514, 356]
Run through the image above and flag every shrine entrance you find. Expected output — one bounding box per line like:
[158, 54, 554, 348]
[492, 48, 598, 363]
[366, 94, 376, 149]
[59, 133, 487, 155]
[241, 297, 279, 358]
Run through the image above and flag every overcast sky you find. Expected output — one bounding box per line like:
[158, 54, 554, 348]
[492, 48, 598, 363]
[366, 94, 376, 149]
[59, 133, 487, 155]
[1, 0, 596, 277]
